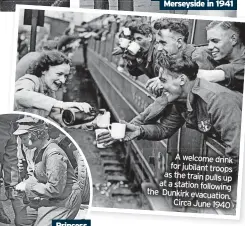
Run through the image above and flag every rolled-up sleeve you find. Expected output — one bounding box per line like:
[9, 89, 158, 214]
[15, 76, 58, 114]
[140, 105, 185, 140]
[130, 106, 151, 126]
[25, 151, 68, 199]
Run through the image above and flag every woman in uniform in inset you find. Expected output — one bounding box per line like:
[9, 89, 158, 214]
[13, 117, 84, 226]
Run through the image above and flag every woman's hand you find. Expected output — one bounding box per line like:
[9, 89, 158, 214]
[15, 182, 26, 192]
[63, 102, 92, 113]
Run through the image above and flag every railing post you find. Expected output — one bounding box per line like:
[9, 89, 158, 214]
[30, 10, 38, 52]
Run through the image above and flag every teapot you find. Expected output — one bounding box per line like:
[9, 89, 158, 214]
[96, 109, 111, 128]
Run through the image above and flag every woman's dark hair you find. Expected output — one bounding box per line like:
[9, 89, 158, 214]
[26, 50, 71, 77]
[42, 40, 58, 50]
[156, 52, 199, 81]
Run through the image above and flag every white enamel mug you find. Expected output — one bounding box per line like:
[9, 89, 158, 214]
[108, 123, 126, 139]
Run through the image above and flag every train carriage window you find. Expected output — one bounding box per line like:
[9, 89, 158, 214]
[191, 20, 212, 45]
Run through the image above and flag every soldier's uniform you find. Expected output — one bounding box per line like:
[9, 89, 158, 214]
[12, 119, 83, 226]
[130, 44, 217, 125]
[215, 50, 245, 93]
[139, 78, 242, 175]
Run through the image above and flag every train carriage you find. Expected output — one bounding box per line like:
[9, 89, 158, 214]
[73, 16, 236, 214]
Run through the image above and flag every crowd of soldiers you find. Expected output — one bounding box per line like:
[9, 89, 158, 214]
[95, 16, 245, 200]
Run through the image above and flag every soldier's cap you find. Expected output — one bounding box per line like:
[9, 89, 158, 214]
[13, 124, 34, 135]
[16, 116, 40, 124]
[14, 117, 45, 135]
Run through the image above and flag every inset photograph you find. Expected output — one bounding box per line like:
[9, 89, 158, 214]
[0, 112, 91, 225]
[0, 0, 70, 12]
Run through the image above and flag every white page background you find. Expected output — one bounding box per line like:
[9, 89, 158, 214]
[1, 0, 245, 224]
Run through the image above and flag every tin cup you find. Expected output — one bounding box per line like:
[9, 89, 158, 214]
[127, 41, 141, 55]
[123, 27, 131, 36]
[119, 38, 131, 49]
[96, 111, 110, 128]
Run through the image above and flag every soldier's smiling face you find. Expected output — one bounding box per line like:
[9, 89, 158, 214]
[158, 67, 184, 103]
[207, 25, 235, 61]
[156, 29, 183, 56]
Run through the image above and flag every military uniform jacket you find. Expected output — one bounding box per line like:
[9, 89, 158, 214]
[141, 78, 242, 171]
[126, 43, 217, 79]
[215, 49, 245, 93]
[24, 140, 78, 206]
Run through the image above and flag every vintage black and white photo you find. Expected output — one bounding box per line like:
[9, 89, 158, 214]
[11, 5, 245, 219]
